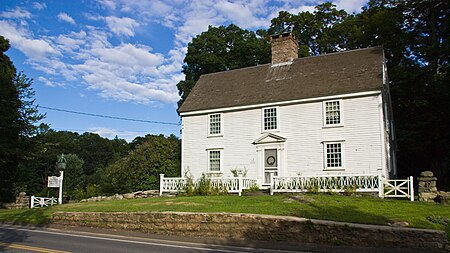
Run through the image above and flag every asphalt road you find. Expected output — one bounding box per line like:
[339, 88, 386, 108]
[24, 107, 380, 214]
[0, 224, 443, 253]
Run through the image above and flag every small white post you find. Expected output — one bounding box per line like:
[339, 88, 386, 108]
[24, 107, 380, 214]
[270, 173, 274, 195]
[159, 174, 165, 196]
[378, 175, 384, 199]
[238, 175, 243, 196]
[30, 196, 35, 208]
[409, 176, 414, 202]
[58, 171, 64, 205]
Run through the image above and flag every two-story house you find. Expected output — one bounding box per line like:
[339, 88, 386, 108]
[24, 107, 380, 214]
[178, 33, 396, 187]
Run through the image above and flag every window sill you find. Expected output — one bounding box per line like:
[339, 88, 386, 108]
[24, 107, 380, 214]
[322, 124, 344, 129]
[207, 134, 223, 138]
[261, 130, 280, 134]
[323, 168, 345, 171]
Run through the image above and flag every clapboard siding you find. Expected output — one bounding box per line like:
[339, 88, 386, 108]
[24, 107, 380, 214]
[182, 94, 387, 183]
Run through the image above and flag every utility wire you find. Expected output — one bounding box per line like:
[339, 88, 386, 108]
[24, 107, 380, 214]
[39, 105, 180, 126]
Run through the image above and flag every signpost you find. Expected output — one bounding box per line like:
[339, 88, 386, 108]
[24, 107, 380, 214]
[47, 154, 66, 205]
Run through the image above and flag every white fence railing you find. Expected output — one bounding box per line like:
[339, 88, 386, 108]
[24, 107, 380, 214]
[270, 174, 381, 195]
[159, 174, 257, 196]
[30, 196, 58, 208]
[270, 174, 414, 201]
[380, 176, 414, 201]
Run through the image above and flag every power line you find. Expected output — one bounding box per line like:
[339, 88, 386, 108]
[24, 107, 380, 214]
[39, 105, 180, 126]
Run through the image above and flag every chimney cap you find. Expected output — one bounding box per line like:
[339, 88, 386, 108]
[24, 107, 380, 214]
[270, 32, 296, 41]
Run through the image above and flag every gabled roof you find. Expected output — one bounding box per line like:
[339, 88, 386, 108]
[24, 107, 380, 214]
[179, 47, 384, 113]
[253, 133, 286, 145]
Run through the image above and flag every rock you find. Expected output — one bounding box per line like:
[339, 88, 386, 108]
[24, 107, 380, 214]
[419, 192, 438, 202]
[420, 171, 434, 177]
[389, 221, 409, 227]
[437, 191, 450, 205]
[123, 193, 135, 199]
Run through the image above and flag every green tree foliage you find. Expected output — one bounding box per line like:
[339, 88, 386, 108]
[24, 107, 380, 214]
[102, 134, 181, 194]
[176, 24, 270, 109]
[0, 36, 44, 201]
[269, 3, 348, 56]
[63, 154, 85, 200]
[24, 130, 130, 196]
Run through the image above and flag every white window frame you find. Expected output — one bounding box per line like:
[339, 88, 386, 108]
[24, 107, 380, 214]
[323, 99, 343, 127]
[208, 113, 223, 137]
[323, 141, 345, 170]
[207, 149, 223, 172]
[262, 107, 279, 132]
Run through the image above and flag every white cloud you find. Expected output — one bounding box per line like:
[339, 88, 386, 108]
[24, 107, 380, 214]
[104, 16, 139, 37]
[334, 0, 367, 13]
[0, 20, 60, 59]
[38, 76, 62, 87]
[88, 127, 138, 141]
[0, 7, 31, 19]
[97, 0, 116, 10]
[215, 1, 268, 28]
[57, 12, 76, 25]
[32, 2, 47, 10]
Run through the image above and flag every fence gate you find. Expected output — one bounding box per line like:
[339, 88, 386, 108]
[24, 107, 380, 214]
[30, 196, 58, 208]
[380, 176, 414, 201]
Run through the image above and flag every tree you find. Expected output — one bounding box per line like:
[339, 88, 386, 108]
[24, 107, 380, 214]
[0, 36, 44, 201]
[102, 134, 181, 194]
[269, 3, 348, 56]
[63, 154, 85, 200]
[176, 25, 270, 109]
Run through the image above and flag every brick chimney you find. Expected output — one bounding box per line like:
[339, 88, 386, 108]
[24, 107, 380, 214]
[270, 32, 298, 65]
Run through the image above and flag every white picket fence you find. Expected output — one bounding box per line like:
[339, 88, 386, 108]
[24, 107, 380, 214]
[270, 174, 414, 201]
[270, 174, 381, 195]
[30, 196, 58, 208]
[159, 173, 414, 201]
[159, 174, 257, 196]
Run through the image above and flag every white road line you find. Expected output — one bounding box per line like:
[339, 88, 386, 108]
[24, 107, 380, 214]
[0, 225, 307, 253]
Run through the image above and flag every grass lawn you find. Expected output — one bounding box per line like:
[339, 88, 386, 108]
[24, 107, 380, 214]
[0, 194, 449, 231]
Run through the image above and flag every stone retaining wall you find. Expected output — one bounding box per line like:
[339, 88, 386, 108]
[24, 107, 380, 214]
[52, 212, 449, 251]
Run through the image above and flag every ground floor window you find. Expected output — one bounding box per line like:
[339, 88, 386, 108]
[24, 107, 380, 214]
[208, 149, 222, 172]
[324, 142, 343, 169]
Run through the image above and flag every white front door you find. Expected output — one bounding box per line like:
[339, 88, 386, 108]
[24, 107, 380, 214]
[263, 148, 278, 185]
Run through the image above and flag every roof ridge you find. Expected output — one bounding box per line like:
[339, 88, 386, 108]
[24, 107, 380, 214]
[200, 46, 382, 77]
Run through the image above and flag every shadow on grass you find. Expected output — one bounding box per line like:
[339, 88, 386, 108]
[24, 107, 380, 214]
[10, 208, 51, 225]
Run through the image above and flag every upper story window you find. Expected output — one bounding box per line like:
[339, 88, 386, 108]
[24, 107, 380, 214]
[324, 100, 342, 126]
[208, 113, 222, 136]
[263, 107, 278, 131]
[324, 142, 344, 169]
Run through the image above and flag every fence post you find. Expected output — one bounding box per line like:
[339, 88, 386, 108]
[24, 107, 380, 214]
[409, 176, 414, 202]
[159, 174, 165, 196]
[238, 176, 243, 196]
[378, 175, 384, 199]
[30, 196, 35, 208]
[270, 173, 274, 195]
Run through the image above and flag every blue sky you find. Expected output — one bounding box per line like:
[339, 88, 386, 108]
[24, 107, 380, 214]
[0, 0, 367, 141]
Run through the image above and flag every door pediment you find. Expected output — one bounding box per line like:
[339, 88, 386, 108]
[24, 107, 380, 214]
[253, 133, 286, 145]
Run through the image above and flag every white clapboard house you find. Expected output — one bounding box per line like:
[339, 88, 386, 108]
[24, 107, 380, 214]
[177, 33, 396, 189]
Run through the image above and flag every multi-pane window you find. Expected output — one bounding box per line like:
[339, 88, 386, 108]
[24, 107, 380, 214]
[209, 114, 221, 135]
[324, 100, 341, 125]
[208, 150, 221, 172]
[263, 107, 278, 131]
[325, 143, 343, 168]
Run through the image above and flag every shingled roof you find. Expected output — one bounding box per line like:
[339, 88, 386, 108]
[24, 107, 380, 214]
[178, 47, 385, 113]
